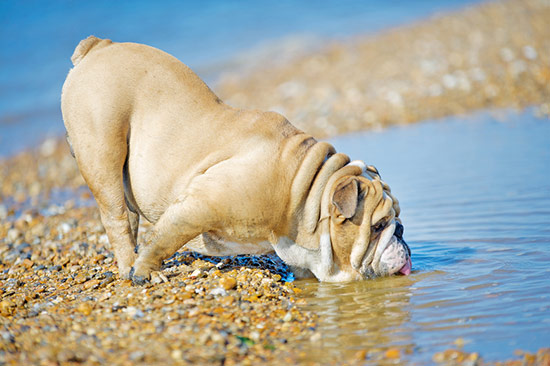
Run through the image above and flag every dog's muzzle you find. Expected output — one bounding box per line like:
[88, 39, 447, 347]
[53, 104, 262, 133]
[362, 221, 412, 277]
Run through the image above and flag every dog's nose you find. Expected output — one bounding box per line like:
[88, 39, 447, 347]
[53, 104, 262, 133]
[395, 221, 404, 239]
[395, 222, 411, 256]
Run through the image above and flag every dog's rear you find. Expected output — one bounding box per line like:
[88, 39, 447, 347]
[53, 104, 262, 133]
[62, 36, 138, 278]
[70, 35, 112, 66]
[61, 35, 230, 278]
[64, 36, 111, 159]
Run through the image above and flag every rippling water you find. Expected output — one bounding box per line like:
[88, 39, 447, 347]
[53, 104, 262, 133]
[297, 110, 550, 363]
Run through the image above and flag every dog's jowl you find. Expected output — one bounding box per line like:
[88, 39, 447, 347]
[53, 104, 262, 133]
[61, 36, 412, 284]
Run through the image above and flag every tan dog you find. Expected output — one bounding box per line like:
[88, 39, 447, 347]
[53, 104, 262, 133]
[62, 36, 411, 284]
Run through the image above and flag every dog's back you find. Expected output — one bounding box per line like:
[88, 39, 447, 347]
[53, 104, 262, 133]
[61, 36, 307, 224]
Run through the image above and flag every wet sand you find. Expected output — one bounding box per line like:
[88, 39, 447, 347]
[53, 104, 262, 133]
[1, 0, 550, 365]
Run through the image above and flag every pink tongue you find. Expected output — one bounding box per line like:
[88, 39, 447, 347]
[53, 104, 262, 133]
[399, 258, 412, 276]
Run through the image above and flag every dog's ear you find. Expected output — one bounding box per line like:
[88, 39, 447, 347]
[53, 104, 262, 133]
[331, 177, 359, 222]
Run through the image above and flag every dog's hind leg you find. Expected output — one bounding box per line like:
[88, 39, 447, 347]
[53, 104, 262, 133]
[67, 125, 138, 279]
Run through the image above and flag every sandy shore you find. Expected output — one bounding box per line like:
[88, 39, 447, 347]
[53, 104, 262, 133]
[218, 0, 550, 138]
[1, 0, 550, 364]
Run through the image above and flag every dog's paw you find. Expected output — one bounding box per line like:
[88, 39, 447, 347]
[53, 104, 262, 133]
[129, 267, 150, 286]
[117, 252, 138, 280]
[118, 265, 133, 280]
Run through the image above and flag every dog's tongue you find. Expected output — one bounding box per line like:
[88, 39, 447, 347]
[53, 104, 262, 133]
[399, 258, 412, 276]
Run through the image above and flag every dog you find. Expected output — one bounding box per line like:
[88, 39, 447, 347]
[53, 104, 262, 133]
[61, 36, 411, 284]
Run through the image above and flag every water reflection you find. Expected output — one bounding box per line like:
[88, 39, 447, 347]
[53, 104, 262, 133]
[298, 275, 417, 362]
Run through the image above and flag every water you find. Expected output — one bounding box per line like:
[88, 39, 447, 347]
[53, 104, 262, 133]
[297, 110, 550, 363]
[0, 0, 483, 157]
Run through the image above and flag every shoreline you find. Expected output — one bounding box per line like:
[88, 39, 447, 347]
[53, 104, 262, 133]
[1, 0, 550, 364]
[217, 0, 549, 138]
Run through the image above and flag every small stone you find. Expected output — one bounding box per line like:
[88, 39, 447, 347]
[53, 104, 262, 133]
[124, 306, 144, 318]
[219, 277, 237, 290]
[354, 349, 367, 360]
[129, 351, 145, 361]
[151, 271, 169, 284]
[59, 222, 72, 235]
[468, 352, 480, 362]
[209, 287, 228, 296]
[171, 349, 183, 361]
[433, 352, 445, 363]
[83, 279, 100, 290]
[385, 348, 401, 359]
[0, 300, 16, 316]
[220, 296, 235, 307]
[6, 228, 21, 243]
[249, 331, 261, 343]
[282, 311, 293, 322]
[76, 302, 93, 316]
[454, 337, 467, 348]
[21, 258, 34, 269]
[310, 332, 322, 342]
[433, 349, 466, 363]
[90, 254, 105, 264]
[189, 269, 202, 278]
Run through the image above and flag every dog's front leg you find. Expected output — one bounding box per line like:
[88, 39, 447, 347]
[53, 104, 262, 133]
[130, 197, 206, 285]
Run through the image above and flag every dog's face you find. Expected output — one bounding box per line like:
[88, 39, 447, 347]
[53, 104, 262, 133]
[323, 173, 411, 281]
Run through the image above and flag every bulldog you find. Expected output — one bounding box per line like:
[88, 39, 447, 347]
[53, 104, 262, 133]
[61, 36, 412, 284]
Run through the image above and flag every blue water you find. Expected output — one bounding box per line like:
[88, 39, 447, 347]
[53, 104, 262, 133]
[298, 110, 550, 363]
[0, 0, 483, 156]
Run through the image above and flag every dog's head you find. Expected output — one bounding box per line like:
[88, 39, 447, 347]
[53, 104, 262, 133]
[273, 154, 411, 282]
[276, 160, 411, 282]
[321, 166, 411, 281]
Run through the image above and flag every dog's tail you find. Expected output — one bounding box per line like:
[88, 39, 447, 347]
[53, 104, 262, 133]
[70, 35, 112, 66]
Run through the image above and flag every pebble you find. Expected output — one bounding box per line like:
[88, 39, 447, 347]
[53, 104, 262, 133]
[0, 299, 16, 316]
[76, 302, 93, 316]
[385, 348, 401, 359]
[189, 268, 202, 278]
[219, 276, 237, 290]
[6, 228, 21, 243]
[209, 287, 228, 296]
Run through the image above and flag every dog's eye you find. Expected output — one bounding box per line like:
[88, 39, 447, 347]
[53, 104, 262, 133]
[372, 221, 385, 233]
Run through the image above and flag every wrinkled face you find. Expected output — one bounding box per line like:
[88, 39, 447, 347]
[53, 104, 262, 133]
[326, 171, 412, 281]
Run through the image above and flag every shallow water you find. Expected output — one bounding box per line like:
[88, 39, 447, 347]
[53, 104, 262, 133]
[297, 110, 550, 363]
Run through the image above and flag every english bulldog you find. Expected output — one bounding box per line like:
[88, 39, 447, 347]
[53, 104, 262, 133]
[61, 36, 412, 285]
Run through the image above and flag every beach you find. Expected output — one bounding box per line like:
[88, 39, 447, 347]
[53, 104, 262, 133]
[218, 0, 549, 137]
[1, 0, 550, 365]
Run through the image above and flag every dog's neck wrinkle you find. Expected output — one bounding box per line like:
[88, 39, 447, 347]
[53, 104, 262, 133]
[284, 141, 334, 248]
[286, 149, 355, 252]
[303, 153, 352, 233]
